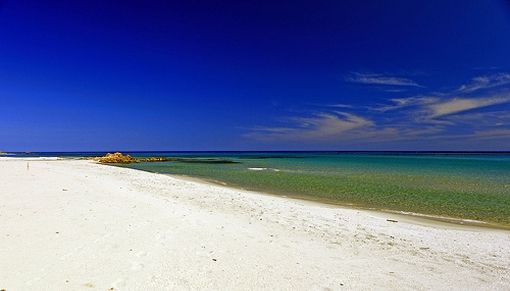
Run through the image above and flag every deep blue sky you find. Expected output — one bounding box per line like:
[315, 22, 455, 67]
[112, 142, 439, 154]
[1, 0, 510, 151]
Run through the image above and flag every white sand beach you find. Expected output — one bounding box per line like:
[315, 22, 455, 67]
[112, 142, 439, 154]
[0, 158, 509, 290]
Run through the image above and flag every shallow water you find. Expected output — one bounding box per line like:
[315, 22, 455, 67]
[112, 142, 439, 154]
[116, 152, 510, 226]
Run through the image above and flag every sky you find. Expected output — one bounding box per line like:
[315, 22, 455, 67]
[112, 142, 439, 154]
[1, 0, 510, 151]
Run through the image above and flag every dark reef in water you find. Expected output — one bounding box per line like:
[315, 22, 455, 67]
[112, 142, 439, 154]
[137, 157, 239, 164]
[235, 155, 306, 159]
[164, 158, 239, 164]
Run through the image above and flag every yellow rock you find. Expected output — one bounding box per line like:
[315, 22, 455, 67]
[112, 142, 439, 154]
[94, 152, 136, 164]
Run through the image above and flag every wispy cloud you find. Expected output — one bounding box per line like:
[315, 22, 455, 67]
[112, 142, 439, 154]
[246, 73, 510, 147]
[328, 104, 354, 108]
[446, 110, 510, 126]
[346, 72, 422, 87]
[471, 129, 510, 139]
[374, 96, 438, 112]
[245, 112, 373, 141]
[457, 73, 510, 93]
[378, 94, 510, 117]
[427, 95, 510, 118]
[383, 88, 408, 93]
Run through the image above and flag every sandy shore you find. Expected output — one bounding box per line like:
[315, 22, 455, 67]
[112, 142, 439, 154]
[0, 158, 509, 290]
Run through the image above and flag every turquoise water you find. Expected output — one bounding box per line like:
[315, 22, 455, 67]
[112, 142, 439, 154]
[11, 151, 510, 225]
[110, 152, 510, 226]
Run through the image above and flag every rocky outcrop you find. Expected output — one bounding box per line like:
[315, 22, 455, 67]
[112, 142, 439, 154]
[91, 154, 238, 164]
[94, 152, 136, 164]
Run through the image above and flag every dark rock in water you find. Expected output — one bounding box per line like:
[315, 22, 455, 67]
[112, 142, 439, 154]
[171, 158, 239, 164]
[138, 157, 171, 162]
[236, 155, 305, 159]
[141, 157, 239, 164]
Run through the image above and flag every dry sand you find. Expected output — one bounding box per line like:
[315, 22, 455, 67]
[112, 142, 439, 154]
[0, 158, 509, 290]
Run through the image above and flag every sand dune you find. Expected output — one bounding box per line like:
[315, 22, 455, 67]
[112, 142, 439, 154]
[0, 158, 509, 290]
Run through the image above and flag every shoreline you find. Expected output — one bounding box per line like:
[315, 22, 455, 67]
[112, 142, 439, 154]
[3, 156, 509, 230]
[179, 175, 510, 231]
[1, 158, 510, 289]
[5, 156, 508, 230]
[135, 167, 510, 231]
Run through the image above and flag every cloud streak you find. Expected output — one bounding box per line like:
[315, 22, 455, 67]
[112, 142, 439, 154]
[245, 112, 373, 141]
[427, 95, 510, 118]
[246, 73, 510, 147]
[374, 96, 438, 112]
[346, 72, 422, 87]
[457, 73, 510, 93]
[472, 129, 510, 139]
[378, 94, 510, 117]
